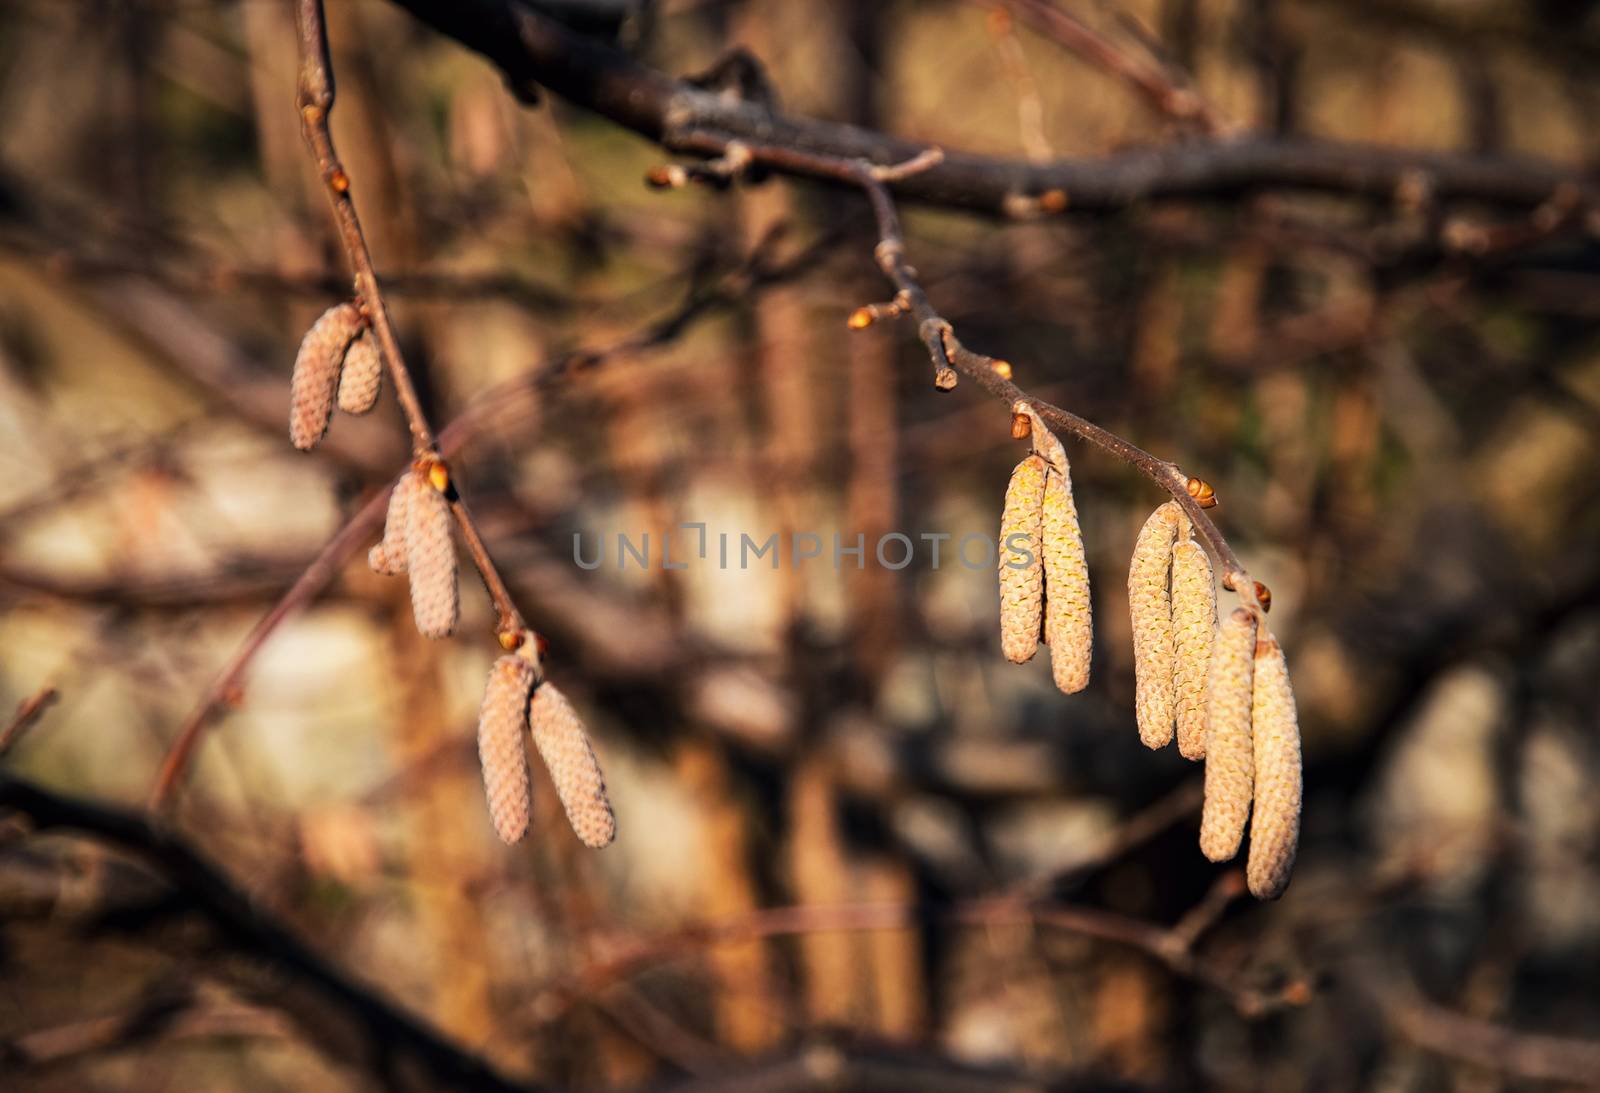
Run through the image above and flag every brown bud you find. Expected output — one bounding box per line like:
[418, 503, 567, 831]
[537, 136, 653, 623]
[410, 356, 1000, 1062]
[498, 629, 525, 652]
[1254, 581, 1272, 612]
[290, 302, 362, 450]
[528, 683, 616, 848]
[477, 656, 535, 844]
[998, 455, 1047, 664]
[1199, 607, 1257, 862]
[425, 459, 451, 494]
[934, 366, 958, 391]
[403, 470, 458, 639]
[847, 307, 875, 330]
[1038, 189, 1069, 213]
[1128, 503, 1183, 747]
[991, 360, 1013, 380]
[1010, 412, 1031, 440]
[336, 330, 382, 414]
[1245, 633, 1301, 900]
[1185, 477, 1217, 508]
[329, 169, 349, 194]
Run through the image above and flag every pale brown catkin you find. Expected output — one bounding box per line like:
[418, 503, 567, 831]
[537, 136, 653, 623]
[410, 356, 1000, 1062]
[290, 302, 362, 451]
[337, 330, 382, 415]
[368, 472, 415, 576]
[528, 682, 616, 848]
[1128, 503, 1182, 747]
[1245, 633, 1301, 900]
[1199, 607, 1257, 862]
[1170, 532, 1216, 760]
[1014, 402, 1093, 693]
[477, 655, 536, 844]
[998, 454, 1047, 664]
[403, 471, 459, 638]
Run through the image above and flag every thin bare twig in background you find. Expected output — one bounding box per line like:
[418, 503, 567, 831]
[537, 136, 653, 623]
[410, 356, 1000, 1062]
[0, 687, 58, 757]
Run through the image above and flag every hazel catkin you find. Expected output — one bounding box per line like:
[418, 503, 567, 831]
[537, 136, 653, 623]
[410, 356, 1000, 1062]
[337, 330, 382, 415]
[477, 655, 535, 844]
[290, 301, 362, 451]
[368, 471, 415, 576]
[1042, 463, 1092, 693]
[1128, 503, 1182, 748]
[1199, 607, 1257, 862]
[998, 454, 1047, 664]
[528, 682, 616, 848]
[1170, 533, 1216, 760]
[403, 469, 459, 639]
[1245, 633, 1301, 900]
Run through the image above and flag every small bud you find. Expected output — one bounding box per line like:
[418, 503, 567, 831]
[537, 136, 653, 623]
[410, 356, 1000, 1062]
[1010, 412, 1032, 440]
[847, 307, 875, 330]
[498, 629, 525, 651]
[329, 169, 349, 194]
[934, 366, 958, 391]
[1038, 189, 1068, 213]
[991, 359, 1013, 380]
[1185, 477, 1217, 507]
[1254, 581, 1272, 612]
[426, 460, 451, 494]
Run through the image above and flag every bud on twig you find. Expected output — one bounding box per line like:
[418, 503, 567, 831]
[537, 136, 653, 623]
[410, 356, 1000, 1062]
[998, 455, 1047, 664]
[1199, 607, 1256, 862]
[528, 682, 616, 848]
[477, 655, 535, 844]
[290, 302, 362, 450]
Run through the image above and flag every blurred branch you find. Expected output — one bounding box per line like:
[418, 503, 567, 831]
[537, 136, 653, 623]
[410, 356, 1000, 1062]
[0, 772, 541, 1093]
[0, 686, 57, 757]
[386, 0, 1595, 217]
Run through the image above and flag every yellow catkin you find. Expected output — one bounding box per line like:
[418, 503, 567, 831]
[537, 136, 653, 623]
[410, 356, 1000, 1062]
[1246, 633, 1301, 900]
[528, 682, 616, 848]
[337, 330, 382, 415]
[1128, 503, 1182, 747]
[1199, 607, 1257, 862]
[1013, 402, 1092, 693]
[1170, 533, 1216, 760]
[477, 655, 535, 844]
[290, 302, 362, 450]
[368, 472, 415, 576]
[998, 455, 1047, 663]
[403, 472, 458, 639]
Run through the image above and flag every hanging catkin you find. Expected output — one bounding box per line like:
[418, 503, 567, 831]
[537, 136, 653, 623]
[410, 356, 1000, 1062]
[998, 454, 1047, 664]
[1170, 531, 1216, 760]
[1128, 503, 1182, 747]
[290, 302, 362, 451]
[403, 469, 458, 638]
[368, 471, 415, 576]
[528, 682, 616, 848]
[1014, 402, 1092, 693]
[1246, 633, 1301, 899]
[1199, 606, 1257, 862]
[477, 654, 535, 844]
[337, 330, 382, 415]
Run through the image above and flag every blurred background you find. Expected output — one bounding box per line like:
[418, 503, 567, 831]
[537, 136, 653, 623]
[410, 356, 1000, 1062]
[3, 0, 1600, 1089]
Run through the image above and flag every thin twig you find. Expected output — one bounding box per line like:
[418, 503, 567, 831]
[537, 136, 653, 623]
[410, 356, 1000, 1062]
[1, 687, 58, 757]
[293, 0, 530, 643]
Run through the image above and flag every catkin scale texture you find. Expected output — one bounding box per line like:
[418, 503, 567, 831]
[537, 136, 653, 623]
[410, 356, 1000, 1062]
[1246, 635, 1302, 900]
[403, 475, 459, 638]
[290, 302, 362, 451]
[1042, 466, 1092, 693]
[1199, 607, 1257, 861]
[528, 683, 616, 848]
[369, 472, 415, 576]
[1128, 503, 1181, 747]
[1170, 537, 1216, 760]
[477, 656, 535, 844]
[337, 330, 382, 415]
[998, 455, 1047, 664]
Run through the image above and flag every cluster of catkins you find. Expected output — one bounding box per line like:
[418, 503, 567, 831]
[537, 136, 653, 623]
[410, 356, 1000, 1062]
[290, 302, 615, 849]
[998, 401, 1301, 900]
